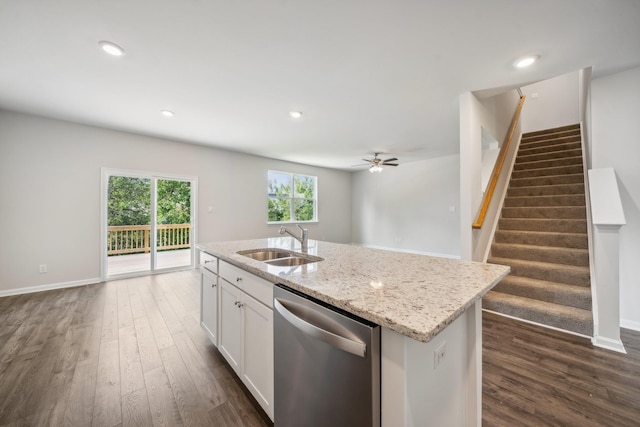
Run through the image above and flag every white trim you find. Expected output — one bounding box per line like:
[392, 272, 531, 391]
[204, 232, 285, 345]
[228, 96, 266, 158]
[0, 277, 102, 297]
[482, 309, 592, 339]
[621, 318, 640, 332]
[591, 335, 627, 354]
[352, 243, 460, 259]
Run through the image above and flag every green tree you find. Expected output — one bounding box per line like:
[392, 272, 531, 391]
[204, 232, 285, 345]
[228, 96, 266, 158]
[108, 176, 150, 226]
[268, 178, 291, 222]
[157, 180, 191, 224]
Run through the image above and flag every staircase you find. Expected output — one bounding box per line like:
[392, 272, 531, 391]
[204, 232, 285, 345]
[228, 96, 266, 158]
[483, 124, 593, 336]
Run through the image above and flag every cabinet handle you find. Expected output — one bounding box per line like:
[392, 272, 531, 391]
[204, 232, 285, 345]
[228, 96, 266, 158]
[237, 302, 244, 308]
[236, 277, 243, 283]
[211, 283, 216, 288]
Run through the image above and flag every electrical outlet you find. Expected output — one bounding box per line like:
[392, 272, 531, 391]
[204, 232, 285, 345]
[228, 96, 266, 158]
[39, 264, 47, 274]
[434, 342, 447, 369]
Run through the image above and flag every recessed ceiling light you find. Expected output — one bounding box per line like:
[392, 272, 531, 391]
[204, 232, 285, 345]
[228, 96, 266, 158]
[289, 111, 303, 119]
[514, 55, 539, 69]
[99, 40, 125, 57]
[161, 110, 175, 117]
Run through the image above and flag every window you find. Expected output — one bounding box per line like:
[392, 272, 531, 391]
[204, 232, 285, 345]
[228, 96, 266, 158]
[268, 171, 317, 223]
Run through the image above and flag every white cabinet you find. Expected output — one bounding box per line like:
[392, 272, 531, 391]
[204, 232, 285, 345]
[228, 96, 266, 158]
[218, 279, 243, 372]
[241, 292, 273, 416]
[201, 262, 219, 346]
[217, 261, 274, 420]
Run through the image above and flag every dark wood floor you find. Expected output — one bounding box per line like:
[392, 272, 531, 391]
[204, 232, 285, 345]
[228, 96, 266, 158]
[0, 270, 269, 427]
[483, 311, 640, 426]
[1, 271, 639, 426]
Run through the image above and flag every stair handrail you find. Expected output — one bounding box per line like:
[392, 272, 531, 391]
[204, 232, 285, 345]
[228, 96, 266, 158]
[472, 95, 526, 229]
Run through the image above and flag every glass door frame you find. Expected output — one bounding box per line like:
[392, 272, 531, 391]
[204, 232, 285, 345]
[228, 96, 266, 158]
[100, 167, 198, 280]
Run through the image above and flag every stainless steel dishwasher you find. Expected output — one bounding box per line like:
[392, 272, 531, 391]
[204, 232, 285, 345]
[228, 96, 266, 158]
[273, 284, 380, 427]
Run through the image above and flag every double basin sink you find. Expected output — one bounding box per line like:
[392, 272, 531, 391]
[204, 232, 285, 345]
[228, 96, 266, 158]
[237, 248, 323, 267]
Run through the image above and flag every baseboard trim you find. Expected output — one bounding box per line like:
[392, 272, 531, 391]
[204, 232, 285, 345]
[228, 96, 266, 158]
[482, 308, 592, 340]
[0, 277, 102, 297]
[591, 335, 627, 354]
[621, 318, 640, 332]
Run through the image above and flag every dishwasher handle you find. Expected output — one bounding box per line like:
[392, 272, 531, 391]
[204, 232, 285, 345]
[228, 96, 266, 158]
[274, 298, 367, 358]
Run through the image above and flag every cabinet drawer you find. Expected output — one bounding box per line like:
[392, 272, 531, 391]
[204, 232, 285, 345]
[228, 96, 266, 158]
[219, 261, 273, 308]
[200, 252, 218, 274]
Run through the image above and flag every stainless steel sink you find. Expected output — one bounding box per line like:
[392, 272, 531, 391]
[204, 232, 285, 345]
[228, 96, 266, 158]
[238, 249, 293, 261]
[237, 248, 323, 266]
[265, 257, 316, 267]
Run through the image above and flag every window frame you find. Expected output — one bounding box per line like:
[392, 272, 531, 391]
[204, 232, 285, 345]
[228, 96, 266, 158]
[267, 170, 318, 224]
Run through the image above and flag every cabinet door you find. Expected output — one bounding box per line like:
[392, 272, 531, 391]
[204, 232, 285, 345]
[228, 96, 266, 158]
[242, 294, 274, 419]
[219, 279, 242, 374]
[201, 269, 218, 345]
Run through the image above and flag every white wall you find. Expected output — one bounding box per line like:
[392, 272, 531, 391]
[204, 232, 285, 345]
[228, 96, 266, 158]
[591, 66, 640, 330]
[521, 71, 580, 133]
[0, 110, 352, 294]
[351, 155, 460, 257]
[460, 90, 521, 261]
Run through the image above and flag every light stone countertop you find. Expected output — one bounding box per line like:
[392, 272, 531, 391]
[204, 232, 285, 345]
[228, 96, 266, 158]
[197, 238, 509, 343]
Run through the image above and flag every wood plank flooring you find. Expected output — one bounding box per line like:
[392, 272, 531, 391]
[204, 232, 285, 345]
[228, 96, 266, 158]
[483, 311, 640, 426]
[0, 270, 270, 427]
[2, 271, 639, 426]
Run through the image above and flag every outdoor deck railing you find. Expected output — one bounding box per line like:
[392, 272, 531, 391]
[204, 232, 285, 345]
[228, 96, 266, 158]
[107, 224, 191, 255]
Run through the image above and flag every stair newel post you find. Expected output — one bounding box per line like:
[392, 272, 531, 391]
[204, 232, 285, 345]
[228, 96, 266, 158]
[588, 168, 627, 353]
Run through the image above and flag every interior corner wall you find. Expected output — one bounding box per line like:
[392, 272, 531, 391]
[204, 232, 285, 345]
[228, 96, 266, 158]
[521, 71, 580, 133]
[591, 66, 640, 330]
[350, 154, 460, 257]
[0, 110, 352, 294]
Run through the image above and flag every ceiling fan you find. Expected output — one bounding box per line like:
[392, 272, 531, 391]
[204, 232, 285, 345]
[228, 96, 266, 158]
[354, 153, 399, 173]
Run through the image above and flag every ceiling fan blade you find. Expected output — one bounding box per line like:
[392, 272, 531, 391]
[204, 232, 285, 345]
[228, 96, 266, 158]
[382, 157, 398, 163]
[383, 163, 399, 166]
[362, 159, 373, 163]
[351, 163, 370, 167]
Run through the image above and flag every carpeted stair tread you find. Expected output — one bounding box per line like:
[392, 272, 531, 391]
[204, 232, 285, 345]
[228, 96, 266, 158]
[509, 173, 584, 187]
[495, 229, 587, 249]
[514, 156, 583, 171]
[482, 291, 593, 336]
[521, 131, 581, 144]
[512, 164, 583, 179]
[519, 134, 582, 150]
[516, 148, 583, 164]
[488, 256, 590, 287]
[492, 242, 589, 267]
[498, 218, 587, 233]
[501, 206, 586, 220]
[504, 194, 585, 207]
[507, 183, 584, 197]
[518, 141, 582, 157]
[492, 276, 592, 310]
[523, 124, 581, 137]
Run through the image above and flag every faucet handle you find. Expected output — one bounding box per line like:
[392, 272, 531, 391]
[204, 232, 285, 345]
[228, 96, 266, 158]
[296, 224, 306, 232]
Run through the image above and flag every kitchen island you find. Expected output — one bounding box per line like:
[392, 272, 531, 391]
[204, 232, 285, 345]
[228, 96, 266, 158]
[198, 238, 509, 426]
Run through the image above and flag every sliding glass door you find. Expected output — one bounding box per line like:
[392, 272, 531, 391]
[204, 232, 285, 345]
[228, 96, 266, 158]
[102, 169, 196, 278]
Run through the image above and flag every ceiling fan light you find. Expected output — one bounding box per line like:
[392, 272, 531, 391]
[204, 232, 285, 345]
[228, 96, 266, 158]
[369, 165, 383, 173]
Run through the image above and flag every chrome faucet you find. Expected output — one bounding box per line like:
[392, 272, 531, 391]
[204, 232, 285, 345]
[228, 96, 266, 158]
[279, 224, 308, 252]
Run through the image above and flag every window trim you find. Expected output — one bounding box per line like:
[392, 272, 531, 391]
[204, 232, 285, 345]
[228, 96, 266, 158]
[267, 170, 318, 224]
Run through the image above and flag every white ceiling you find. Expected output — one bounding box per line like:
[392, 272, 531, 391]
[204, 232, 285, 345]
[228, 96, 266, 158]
[1, 1, 639, 170]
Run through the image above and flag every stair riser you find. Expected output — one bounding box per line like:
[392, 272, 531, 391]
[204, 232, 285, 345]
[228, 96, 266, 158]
[512, 165, 583, 179]
[498, 219, 587, 233]
[482, 297, 593, 335]
[514, 156, 583, 171]
[507, 184, 584, 197]
[523, 124, 581, 137]
[516, 148, 583, 164]
[522, 130, 581, 143]
[519, 142, 581, 157]
[510, 174, 584, 187]
[495, 230, 588, 249]
[493, 280, 592, 310]
[489, 258, 590, 287]
[492, 244, 589, 267]
[504, 195, 585, 207]
[520, 135, 582, 150]
[502, 206, 586, 219]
